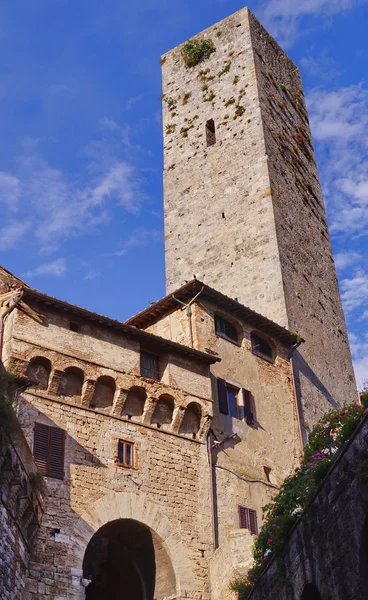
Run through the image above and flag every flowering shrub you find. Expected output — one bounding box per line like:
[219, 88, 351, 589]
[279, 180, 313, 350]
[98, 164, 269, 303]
[233, 403, 365, 596]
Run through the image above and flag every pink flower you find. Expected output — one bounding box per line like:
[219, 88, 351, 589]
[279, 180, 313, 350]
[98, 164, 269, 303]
[267, 538, 273, 544]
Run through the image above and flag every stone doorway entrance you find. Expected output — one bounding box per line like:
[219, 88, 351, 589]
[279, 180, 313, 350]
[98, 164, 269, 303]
[83, 519, 176, 600]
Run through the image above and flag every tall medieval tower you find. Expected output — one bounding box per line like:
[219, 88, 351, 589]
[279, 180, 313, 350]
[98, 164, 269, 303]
[161, 7, 357, 427]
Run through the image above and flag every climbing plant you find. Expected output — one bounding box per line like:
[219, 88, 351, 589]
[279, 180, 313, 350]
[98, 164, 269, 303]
[181, 39, 216, 68]
[231, 401, 368, 598]
[0, 370, 17, 435]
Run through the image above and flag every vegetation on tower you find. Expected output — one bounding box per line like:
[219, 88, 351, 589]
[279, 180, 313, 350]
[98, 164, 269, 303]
[181, 38, 216, 68]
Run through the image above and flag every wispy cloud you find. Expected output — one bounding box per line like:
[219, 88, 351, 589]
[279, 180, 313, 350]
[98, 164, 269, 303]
[0, 221, 31, 251]
[0, 121, 146, 253]
[340, 269, 368, 314]
[23, 258, 67, 278]
[106, 228, 161, 257]
[258, 0, 366, 47]
[127, 95, 143, 109]
[335, 251, 362, 271]
[300, 51, 341, 81]
[307, 84, 368, 236]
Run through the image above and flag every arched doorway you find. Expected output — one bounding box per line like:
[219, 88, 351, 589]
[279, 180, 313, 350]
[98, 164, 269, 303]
[83, 519, 176, 600]
[301, 583, 322, 600]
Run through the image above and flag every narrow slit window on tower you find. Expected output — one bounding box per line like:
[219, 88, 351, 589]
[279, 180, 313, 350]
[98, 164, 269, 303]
[206, 119, 216, 146]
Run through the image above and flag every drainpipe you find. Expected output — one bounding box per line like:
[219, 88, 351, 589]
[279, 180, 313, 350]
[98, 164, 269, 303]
[289, 339, 305, 450]
[207, 431, 218, 550]
[0, 289, 24, 362]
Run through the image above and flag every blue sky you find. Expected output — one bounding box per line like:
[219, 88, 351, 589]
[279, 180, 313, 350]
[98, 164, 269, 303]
[0, 0, 367, 386]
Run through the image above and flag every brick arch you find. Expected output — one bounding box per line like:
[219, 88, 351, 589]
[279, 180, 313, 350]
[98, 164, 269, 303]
[72, 491, 196, 596]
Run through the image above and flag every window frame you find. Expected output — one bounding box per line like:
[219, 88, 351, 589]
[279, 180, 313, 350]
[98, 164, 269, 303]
[140, 351, 160, 381]
[116, 439, 135, 469]
[214, 314, 240, 345]
[251, 332, 274, 363]
[238, 505, 258, 535]
[206, 118, 216, 146]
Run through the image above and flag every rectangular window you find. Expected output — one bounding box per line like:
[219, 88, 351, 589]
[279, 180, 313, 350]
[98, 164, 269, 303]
[206, 119, 216, 146]
[117, 440, 134, 468]
[217, 379, 241, 419]
[33, 423, 65, 480]
[140, 351, 160, 380]
[239, 506, 258, 535]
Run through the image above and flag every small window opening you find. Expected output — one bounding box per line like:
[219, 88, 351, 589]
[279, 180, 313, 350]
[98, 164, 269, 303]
[70, 322, 81, 333]
[239, 506, 258, 535]
[206, 119, 216, 146]
[117, 440, 134, 468]
[251, 333, 273, 361]
[215, 315, 239, 344]
[33, 423, 65, 480]
[140, 351, 160, 380]
[217, 379, 241, 419]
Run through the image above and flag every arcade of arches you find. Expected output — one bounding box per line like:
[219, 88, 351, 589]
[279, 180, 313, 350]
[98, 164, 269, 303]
[83, 519, 176, 600]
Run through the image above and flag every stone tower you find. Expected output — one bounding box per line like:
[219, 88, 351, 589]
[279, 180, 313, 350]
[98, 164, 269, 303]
[161, 7, 357, 426]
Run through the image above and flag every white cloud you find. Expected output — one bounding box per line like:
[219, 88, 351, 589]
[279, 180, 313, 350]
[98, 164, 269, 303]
[258, 0, 366, 47]
[23, 258, 67, 278]
[0, 172, 21, 209]
[307, 84, 368, 236]
[0, 221, 31, 251]
[334, 251, 362, 271]
[106, 228, 161, 257]
[340, 269, 368, 314]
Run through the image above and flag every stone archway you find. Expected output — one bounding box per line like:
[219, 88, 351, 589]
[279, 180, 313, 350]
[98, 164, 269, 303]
[71, 491, 196, 599]
[83, 519, 176, 600]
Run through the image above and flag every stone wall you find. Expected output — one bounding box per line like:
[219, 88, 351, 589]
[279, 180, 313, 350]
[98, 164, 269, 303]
[161, 7, 357, 427]
[248, 415, 368, 600]
[0, 423, 43, 600]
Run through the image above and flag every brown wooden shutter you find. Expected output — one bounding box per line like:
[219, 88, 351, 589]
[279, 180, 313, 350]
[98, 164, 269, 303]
[239, 506, 258, 535]
[48, 426, 65, 480]
[249, 509, 258, 535]
[217, 378, 229, 415]
[33, 423, 49, 476]
[243, 389, 255, 425]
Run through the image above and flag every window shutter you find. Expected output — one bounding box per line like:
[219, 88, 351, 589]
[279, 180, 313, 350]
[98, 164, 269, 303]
[33, 423, 49, 476]
[48, 427, 65, 480]
[239, 505, 250, 529]
[243, 389, 255, 425]
[249, 509, 258, 535]
[217, 378, 228, 415]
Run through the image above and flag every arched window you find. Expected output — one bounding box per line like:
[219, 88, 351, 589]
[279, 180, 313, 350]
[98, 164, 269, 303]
[179, 402, 201, 437]
[301, 584, 322, 600]
[26, 357, 51, 390]
[58, 367, 84, 400]
[151, 395, 174, 427]
[91, 376, 115, 410]
[215, 314, 239, 344]
[123, 387, 146, 419]
[251, 333, 274, 361]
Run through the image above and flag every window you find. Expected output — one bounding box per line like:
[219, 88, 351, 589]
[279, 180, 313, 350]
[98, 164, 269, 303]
[251, 333, 273, 361]
[239, 506, 258, 535]
[140, 351, 160, 380]
[117, 440, 134, 468]
[206, 119, 216, 146]
[217, 379, 255, 424]
[33, 423, 65, 480]
[215, 315, 239, 344]
[69, 322, 81, 333]
[26, 357, 51, 390]
[58, 366, 84, 399]
[217, 379, 240, 419]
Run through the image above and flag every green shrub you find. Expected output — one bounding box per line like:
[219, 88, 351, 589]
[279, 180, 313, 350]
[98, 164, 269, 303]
[181, 39, 216, 68]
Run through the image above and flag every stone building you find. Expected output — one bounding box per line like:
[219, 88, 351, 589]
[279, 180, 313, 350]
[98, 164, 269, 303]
[161, 6, 357, 430]
[0, 6, 359, 600]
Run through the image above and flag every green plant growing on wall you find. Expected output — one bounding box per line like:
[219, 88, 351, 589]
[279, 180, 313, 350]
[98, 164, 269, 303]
[236, 404, 366, 598]
[203, 90, 216, 103]
[224, 97, 235, 107]
[182, 92, 192, 105]
[180, 125, 194, 137]
[234, 104, 245, 119]
[165, 124, 176, 135]
[160, 56, 166, 65]
[233, 75, 239, 85]
[0, 370, 17, 435]
[181, 38, 216, 68]
[218, 61, 231, 77]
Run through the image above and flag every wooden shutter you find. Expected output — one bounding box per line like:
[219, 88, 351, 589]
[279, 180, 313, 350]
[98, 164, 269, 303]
[243, 389, 255, 425]
[33, 423, 49, 476]
[33, 423, 65, 480]
[239, 506, 258, 535]
[48, 427, 65, 480]
[217, 378, 229, 415]
[249, 509, 258, 535]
